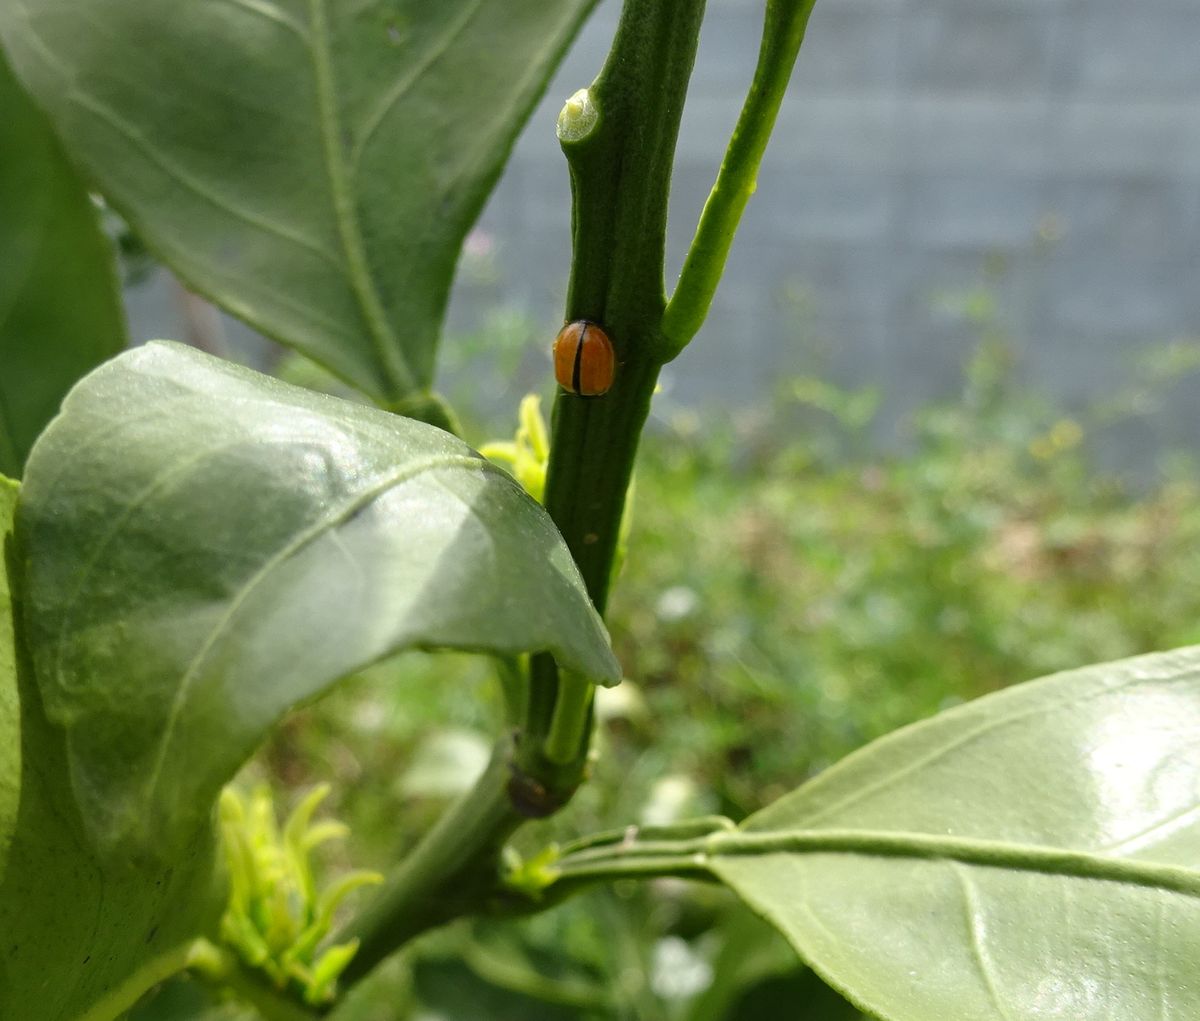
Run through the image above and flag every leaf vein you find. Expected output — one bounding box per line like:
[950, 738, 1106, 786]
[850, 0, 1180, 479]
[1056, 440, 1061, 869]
[64, 89, 343, 271]
[141, 453, 490, 810]
[953, 863, 1014, 1020]
[708, 828, 1200, 898]
[211, 0, 308, 40]
[1103, 801, 1200, 858]
[349, 0, 486, 170]
[308, 0, 415, 396]
[49, 434, 294, 694]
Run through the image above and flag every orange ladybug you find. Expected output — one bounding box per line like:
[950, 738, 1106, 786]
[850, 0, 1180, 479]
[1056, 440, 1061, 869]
[553, 321, 615, 397]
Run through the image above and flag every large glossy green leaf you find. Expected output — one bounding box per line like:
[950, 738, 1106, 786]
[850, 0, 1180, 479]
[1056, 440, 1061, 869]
[706, 647, 1200, 1021]
[1, 484, 220, 1021]
[0, 0, 596, 404]
[0, 51, 125, 477]
[0, 476, 20, 882]
[17, 342, 619, 860]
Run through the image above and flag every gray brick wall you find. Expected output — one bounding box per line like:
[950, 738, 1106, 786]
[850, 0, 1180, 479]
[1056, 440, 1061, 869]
[446, 0, 1200, 453]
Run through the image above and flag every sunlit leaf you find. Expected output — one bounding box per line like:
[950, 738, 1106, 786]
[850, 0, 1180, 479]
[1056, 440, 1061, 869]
[17, 342, 619, 860]
[709, 647, 1200, 1020]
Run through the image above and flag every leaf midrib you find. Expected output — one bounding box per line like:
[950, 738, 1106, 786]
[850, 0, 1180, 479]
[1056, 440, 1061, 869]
[704, 828, 1200, 897]
[308, 0, 414, 398]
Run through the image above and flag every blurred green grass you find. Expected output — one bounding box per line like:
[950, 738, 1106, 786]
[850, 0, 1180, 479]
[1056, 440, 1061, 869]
[213, 340, 1200, 1020]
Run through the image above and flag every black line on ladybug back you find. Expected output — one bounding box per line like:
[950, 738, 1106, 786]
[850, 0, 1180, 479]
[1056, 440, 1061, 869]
[572, 323, 586, 394]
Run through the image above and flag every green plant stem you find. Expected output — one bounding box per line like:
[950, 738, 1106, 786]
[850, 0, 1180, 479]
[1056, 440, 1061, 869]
[660, 0, 819, 358]
[337, 739, 523, 983]
[337, 0, 711, 984]
[543, 670, 595, 765]
[557, 815, 736, 856]
[554, 853, 715, 887]
[547, 827, 1200, 900]
[519, 0, 709, 793]
[493, 653, 527, 726]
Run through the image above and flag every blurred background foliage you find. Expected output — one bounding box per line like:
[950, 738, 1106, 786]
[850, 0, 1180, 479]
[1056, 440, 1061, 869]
[170, 307, 1198, 1020]
[60, 206, 1200, 1020]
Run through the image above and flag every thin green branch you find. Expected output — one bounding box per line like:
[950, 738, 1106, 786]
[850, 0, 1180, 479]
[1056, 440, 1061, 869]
[336, 740, 524, 984]
[542, 671, 594, 765]
[519, 0, 708, 800]
[554, 853, 715, 886]
[557, 814, 735, 856]
[659, 0, 819, 359]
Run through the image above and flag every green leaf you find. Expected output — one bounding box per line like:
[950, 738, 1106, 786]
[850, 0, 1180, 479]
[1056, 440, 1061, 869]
[0, 475, 20, 883]
[707, 646, 1200, 1021]
[17, 342, 619, 861]
[0, 51, 125, 477]
[0, 0, 597, 404]
[1, 491, 220, 1021]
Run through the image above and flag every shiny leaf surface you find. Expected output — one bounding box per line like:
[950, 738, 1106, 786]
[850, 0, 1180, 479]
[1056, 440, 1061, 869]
[709, 647, 1200, 1020]
[17, 342, 618, 860]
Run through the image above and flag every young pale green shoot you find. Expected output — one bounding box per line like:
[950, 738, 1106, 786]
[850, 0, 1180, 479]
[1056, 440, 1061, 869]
[218, 785, 382, 1006]
[481, 394, 552, 503]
